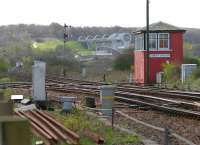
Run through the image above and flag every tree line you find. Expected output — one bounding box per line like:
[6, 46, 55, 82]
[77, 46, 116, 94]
[0, 23, 199, 46]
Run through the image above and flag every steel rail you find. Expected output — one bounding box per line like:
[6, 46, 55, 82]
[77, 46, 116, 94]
[4, 79, 200, 118]
[16, 110, 80, 145]
[36, 110, 80, 144]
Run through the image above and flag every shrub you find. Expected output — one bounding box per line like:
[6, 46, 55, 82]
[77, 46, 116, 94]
[162, 63, 181, 83]
[190, 78, 200, 90]
[0, 77, 11, 83]
[113, 49, 133, 71]
[3, 88, 13, 99]
[184, 57, 200, 66]
[190, 67, 200, 79]
[0, 58, 10, 73]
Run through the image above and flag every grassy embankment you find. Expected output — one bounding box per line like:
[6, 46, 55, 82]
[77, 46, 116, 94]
[32, 40, 94, 56]
[51, 109, 141, 145]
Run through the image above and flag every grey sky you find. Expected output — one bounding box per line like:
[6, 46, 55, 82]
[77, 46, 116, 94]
[1, 0, 199, 28]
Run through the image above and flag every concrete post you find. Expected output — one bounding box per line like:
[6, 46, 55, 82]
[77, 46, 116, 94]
[129, 73, 132, 83]
[99, 85, 115, 116]
[32, 61, 46, 101]
[32, 61, 47, 109]
[81, 67, 86, 78]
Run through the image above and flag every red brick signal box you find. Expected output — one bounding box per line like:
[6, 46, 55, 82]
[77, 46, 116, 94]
[134, 22, 186, 84]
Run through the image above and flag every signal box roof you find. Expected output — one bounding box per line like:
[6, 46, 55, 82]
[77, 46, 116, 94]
[135, 21, 186, 33]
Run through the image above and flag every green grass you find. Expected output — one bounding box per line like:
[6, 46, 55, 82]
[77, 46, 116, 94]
[51, 109, 140, 145]
[66, 41, 94, 56]
[32, 40, 94, 56]
[32, 40, 62, 51]
[31, 134, 41, 145]
[0, 77, 11, 83]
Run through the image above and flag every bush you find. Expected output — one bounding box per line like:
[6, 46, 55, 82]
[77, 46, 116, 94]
[0, 59, 10, 73]
[113, 49, 133, 71]
[0, 77, 11, 83]
[162, 63, 181, 83]
[3, 88, 13, 99]
[190, 78, 200, 91]
[184, 57, 200, 66]
[190, 67, 200, 79]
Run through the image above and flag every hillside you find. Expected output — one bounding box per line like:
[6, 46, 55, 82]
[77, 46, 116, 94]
[0, 23, 199, 44]
[0, 23, 200, 44]
[0, 23, 200, 61]
[32, 40, 94, 56]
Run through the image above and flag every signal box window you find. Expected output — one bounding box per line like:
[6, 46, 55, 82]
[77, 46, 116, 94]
[149, 33, 157, 50]
[135, 34, 144, 50]
[158, 33, 169, 50]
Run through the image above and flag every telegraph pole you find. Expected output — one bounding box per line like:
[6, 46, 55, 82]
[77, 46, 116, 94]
[146, 0, 150, 84]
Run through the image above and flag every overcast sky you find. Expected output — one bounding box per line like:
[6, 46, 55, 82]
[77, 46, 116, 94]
[0, 0, 199, 28]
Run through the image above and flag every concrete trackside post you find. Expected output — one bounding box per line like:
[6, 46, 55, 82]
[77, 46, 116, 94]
[32, 61, 47, 109]
[99, 85, 115, 116]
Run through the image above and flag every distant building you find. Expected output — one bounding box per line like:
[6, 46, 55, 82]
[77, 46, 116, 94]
[108, 33, 132, 52]
[16, 61, 23, 68]
[78, 32, 133, 56]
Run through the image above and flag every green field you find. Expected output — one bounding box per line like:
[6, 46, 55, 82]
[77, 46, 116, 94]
[32, 40, 94, 56]
[32, 40, 62, 51]
[65, 41, 94, 56]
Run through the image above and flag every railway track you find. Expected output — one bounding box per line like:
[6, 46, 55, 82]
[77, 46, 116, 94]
[15, 109, 79, 145]
[46, 78, 200, 107]
[2, 77, 200, 119]
[5, 75, 200, 145]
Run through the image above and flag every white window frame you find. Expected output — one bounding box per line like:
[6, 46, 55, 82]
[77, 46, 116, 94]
[149, 33, 157, 51]
[135, 34, 144, 51]
[158, 33, 170, 51]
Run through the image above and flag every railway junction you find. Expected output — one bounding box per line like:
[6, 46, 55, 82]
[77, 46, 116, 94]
[1, 22, 200, 145]
[1, 70, 200, 145]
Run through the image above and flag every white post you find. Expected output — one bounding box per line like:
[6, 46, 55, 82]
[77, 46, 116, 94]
[129, 72, 132, 83]
[32, 61, 46, 101]
[82, 68, 86, 78]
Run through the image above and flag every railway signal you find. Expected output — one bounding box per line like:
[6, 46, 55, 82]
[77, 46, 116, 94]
[63, 24, 72, 49]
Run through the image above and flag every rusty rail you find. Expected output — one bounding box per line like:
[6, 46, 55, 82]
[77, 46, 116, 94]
[15, 110, 79, 145]
[36, 110, 80, 144]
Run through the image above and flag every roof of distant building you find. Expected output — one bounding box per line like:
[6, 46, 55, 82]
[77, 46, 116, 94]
[108, 32, 131, 40]
[135, 21, 186, 33]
